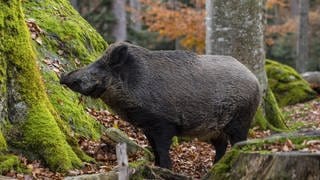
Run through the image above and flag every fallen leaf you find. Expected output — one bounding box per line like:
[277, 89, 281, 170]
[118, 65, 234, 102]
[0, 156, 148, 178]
[58, 50, 64, 55]
[75, 58, 81, 65]
[35, 37, 42, 45]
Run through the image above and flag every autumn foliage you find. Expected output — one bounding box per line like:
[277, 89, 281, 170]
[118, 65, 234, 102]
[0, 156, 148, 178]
[140, 0, 295, 53]
[141, 0, 205, 53]
[140, 0, 320, 56]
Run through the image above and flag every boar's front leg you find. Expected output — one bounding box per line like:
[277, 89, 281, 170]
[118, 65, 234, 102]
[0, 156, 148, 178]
[144, 122, 177, 169]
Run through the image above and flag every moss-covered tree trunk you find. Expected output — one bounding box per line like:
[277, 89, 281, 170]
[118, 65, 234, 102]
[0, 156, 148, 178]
[0, 0, 107, 172]
[205, 0, 287, 130]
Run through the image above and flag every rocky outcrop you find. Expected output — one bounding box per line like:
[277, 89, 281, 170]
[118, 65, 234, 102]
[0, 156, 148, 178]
[204, 130, 320, 180]
[302, 71, 320, 93]
[266, 60, 317, 107]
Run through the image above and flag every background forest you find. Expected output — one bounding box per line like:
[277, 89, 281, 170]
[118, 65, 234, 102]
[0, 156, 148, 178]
[71, 0, 320, 72]
[0, 0, 319, 179]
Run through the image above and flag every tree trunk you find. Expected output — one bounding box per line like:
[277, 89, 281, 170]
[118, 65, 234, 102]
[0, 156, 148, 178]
[70, 0, 79, 11]
[290, 0, 299, 17]
[112, 0, 127, 42]
[0, 0, 107, 172]
[206, 152, 320, 180]
[204, 130, 320, 179]
[296, 0, 309, 73]
[0, 0, 81, 171]
[205, 0, 286, 130]
[129, 0, 142, 32]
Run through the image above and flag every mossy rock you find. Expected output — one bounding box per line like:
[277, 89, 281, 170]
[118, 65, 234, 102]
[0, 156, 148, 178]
[266, 60, 317, 107]
[0, 155, 26, 174]
[204, 130, 320, 180]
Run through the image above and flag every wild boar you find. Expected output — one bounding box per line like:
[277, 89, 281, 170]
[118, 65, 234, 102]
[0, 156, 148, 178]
[60, 42, 261, 169]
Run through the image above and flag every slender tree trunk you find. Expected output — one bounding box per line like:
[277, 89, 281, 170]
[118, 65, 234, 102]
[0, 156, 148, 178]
[112, 0, 127, 42]
[129, 0, 142, 31]
[296, 0, 309, 73]
[274, 5, 281, 24]
[290, 0, 299, 17]
[205, 0, 286, 130]
[205, 0, 214, 55]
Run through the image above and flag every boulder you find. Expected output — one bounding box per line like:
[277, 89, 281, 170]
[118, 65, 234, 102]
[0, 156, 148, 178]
[266, 60, 317, 107]
[302, 71, 320, 93]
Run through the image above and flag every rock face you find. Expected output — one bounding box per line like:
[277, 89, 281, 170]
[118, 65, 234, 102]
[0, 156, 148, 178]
[302, 71, 320, 93]
[266, 60, 317, 107]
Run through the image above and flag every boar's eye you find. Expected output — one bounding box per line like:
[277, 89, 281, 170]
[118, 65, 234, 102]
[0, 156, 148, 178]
[97, 59, 108, 68]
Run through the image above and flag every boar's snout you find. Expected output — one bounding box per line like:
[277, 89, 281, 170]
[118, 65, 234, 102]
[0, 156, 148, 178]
[60, 72, 69, 85]
[60, 71, 84, 93]
[60, 69, 106, 98]
[60, 71, 79, 87]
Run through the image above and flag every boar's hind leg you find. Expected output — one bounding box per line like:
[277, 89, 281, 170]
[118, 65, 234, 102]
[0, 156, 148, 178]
[211, 133, 228, 163]
[224, 111, 253, 146]
[212, 110, 254, 163]
[144, 123, 176, 169]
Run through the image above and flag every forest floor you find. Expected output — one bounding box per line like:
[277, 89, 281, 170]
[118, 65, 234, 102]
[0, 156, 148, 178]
[3, 97, 320, 180]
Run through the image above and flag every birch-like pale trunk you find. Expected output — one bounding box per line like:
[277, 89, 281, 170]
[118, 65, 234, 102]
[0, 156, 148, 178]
[290, 0, 299, 17]
[112, 0, 127, 42]
[296, 0, 309, 73]
[129, 0, 142, 31]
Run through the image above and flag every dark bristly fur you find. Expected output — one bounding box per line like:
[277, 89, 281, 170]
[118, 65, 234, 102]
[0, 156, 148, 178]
[60, 42, 261, 169]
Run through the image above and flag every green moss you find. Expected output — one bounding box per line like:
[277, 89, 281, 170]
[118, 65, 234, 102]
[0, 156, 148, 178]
[204, 149, 241, 180]
[236, 133, 320, 152]
[44, 71, 101, 139]
[129, 159, 149, 169]
[254, 87, 288, 131]
[22, 0, 107, 66]
[205, 132, 320, 179]
[22, 0, 107, 140]
[71, 146, 94, 163]
[1, 0, 108, 172]
[23, 104, 82, 171]
[264, 87, 288, 130]
[171, 136, 179, 147]
[252, 107, 267, 129]
[130, 163, 157, 180]
[266, 60, 317, 107]
[0, 0, 83, 171]
[43, 92, 95, 163]
[0, 131, 7, 152]
[0, 154, 26, 174]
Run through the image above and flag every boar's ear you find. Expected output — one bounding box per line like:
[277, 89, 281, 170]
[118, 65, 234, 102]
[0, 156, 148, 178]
[109, 44, 128, 69]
